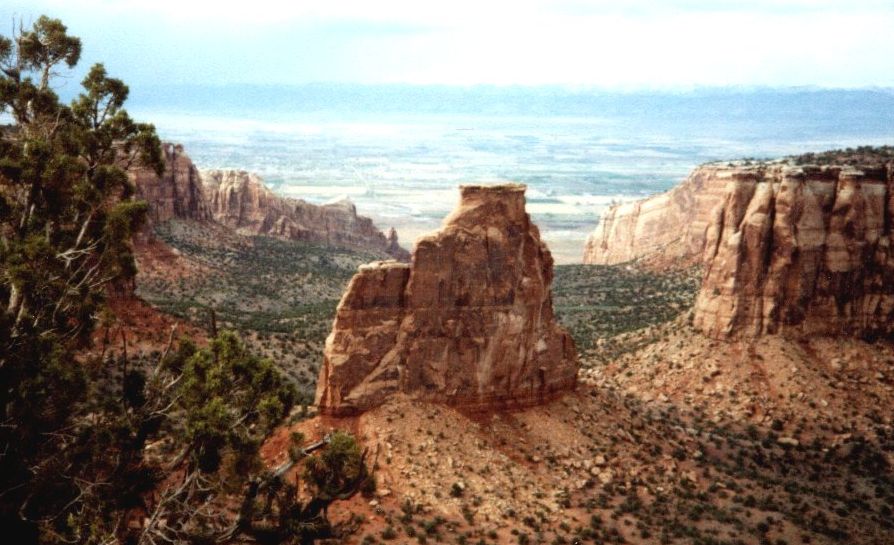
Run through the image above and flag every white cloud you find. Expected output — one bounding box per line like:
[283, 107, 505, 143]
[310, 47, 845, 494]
[4, 0, 894, 87]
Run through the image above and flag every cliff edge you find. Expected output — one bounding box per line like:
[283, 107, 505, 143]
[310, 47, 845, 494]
[129, 143, 212, 224]
[126, 142, 409, 260]
[315, 183, 579, 415]
[584, 153, 894, 339]
[582, 165, 728, 267]
[694, 163, 894, 338]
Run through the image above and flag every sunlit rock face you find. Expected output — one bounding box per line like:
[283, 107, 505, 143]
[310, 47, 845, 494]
[584, 158, 894, 339]
[201, 169, 410, 260]
[129, 145, 409, 259]
[316, 183, 579, 415]
[582, 166, 729, 267]
[694, 164, 894, 339]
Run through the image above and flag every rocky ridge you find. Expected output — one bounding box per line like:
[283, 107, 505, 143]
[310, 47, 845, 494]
[315, 183, 578, 415]
[127, 143, 408, 259]
[582, 165, 728, 267]
[585, 156, 894, 339]
[202, 169, 410, 260]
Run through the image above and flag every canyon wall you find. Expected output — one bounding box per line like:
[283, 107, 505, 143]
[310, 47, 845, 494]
[202, 169, 410, 260]
[586, 158, 894, 339]
[582, 166, 730, 267]
[127, 143, 408, 259]
[694, 163, 894, 339]
[315, 184, 579, 415]
[129, 143, 212, 224]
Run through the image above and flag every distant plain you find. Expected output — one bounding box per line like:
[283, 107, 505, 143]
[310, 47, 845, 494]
[130, 85, 894, 262]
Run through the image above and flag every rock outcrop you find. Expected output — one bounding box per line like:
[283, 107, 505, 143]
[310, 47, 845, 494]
[128, 143, 409, 259]
[129, 143, 212, 224]
[582, 166, 730, 267]
[202, 169, 410, 261]
[315, 183, 579, 415]
[694, 163, 894, 339]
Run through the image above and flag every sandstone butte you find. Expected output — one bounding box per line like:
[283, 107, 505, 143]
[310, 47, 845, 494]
[127, 143, 409, 260]
[315, 183, 579, 415]
[583, 159, 894, 339]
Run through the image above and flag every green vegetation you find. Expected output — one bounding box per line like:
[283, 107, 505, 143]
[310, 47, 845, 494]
[145, 220, 377, 335]
[0, 17, 368, 545]
[553, 264, 700, 351]
[0, 15, 162, 542]
[137, 219, 388, 400]
[788, 145, 894, 166]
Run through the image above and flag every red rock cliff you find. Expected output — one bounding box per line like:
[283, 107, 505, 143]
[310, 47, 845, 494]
[582, 166, 730, 267]
[315, 183, 579, 415]
[129, 143, 212, 224]
[694, 163, 894, 339]
[202, 169, 410, 261]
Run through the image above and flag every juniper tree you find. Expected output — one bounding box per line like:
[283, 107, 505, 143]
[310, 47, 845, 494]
[0, 15, 163, 543]
[1, 16, 370, 545]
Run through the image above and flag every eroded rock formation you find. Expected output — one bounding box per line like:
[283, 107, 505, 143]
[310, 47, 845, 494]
[128, 143, 409, 259]
[694, 163, 894, 339]
[202, 169, 410, 260]
[129, 143, 212, 224]
[315, 183, 579, 415]
[582, 166, 732, 267]
[584, 155, 894, 338]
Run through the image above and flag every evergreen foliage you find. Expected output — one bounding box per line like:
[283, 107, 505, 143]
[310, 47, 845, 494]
[1, 15, 162, 543]
[0, 16, 369, 545]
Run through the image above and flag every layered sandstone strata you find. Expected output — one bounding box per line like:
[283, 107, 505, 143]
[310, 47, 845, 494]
[582, 166, 730, 266]
[694, 164, 894, 338]
[128, 144, 409, 259]
[130, 143, 212, 224]
[315, 183, 579, 415]
[202, 169, 410, 260]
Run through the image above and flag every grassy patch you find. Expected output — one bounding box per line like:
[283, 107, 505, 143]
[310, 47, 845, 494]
[137, 220, 388, 401]
[553, 264, 700, 351]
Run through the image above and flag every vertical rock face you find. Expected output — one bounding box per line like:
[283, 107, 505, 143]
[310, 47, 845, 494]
[128, 144, 409, 259]
[582, 166, 730, 267]
[129, 143, 212, 224]
[694, 164, 894, 338]
[202, 169, 410, 260]
[315, 184, 579, 415]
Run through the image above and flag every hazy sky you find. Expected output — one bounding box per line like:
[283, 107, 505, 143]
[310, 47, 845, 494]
[3, 0, 894, 88]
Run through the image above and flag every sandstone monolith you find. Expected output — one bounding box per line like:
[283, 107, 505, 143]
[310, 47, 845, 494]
[316, 183, 578, 414]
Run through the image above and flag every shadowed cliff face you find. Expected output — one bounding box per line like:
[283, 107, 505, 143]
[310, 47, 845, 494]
[694, 163, 894, 339]
[315, 184, 579, 415]
[129, 143, 212, 224]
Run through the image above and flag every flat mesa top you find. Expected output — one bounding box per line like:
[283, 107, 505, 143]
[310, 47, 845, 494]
[459, 183, 527, 193]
